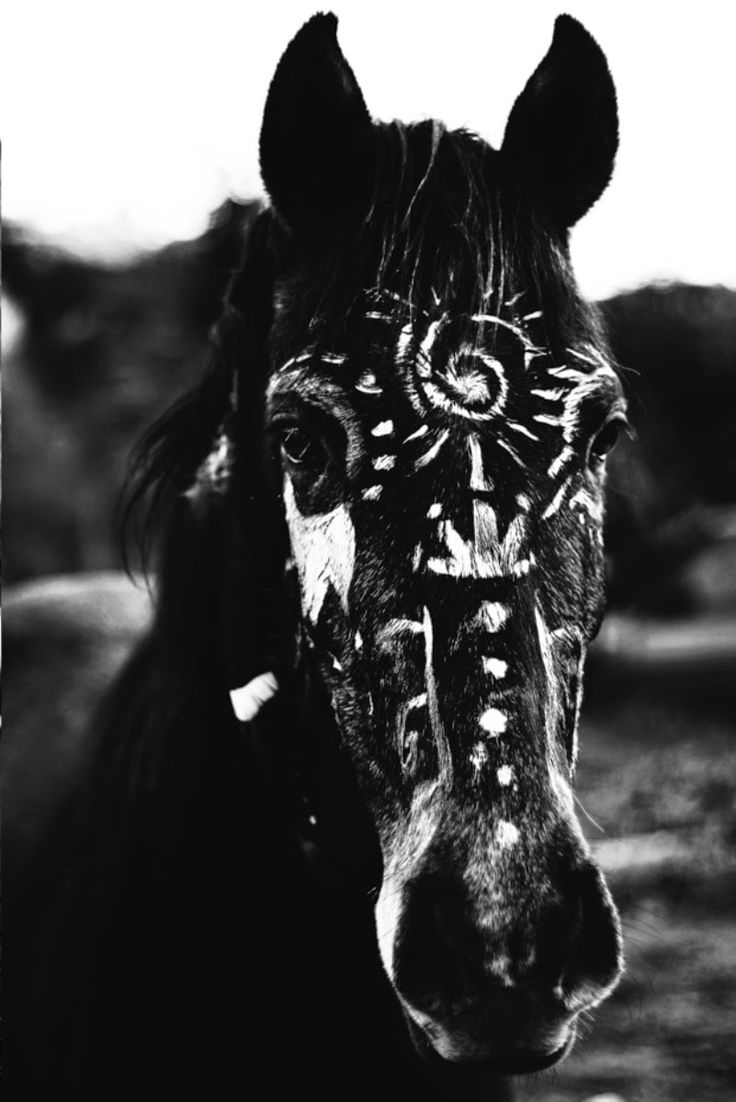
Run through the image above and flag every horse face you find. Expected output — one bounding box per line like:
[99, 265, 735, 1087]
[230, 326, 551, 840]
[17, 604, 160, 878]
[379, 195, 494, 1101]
[257, 12, 624, 1075]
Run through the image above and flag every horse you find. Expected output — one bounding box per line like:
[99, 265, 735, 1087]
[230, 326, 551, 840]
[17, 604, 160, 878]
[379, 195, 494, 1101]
[5, 13, 627, 1100]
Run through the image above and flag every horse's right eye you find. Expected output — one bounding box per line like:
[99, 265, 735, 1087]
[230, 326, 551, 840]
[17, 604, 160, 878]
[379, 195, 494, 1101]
[279, 425, 327, 468]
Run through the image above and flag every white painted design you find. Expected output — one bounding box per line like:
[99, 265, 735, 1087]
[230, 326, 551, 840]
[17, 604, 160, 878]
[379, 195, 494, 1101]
[548, 364, 586, 383]
[507, 420, 539, 441]
[414, 430, 450, 469]
[496, 820, 520, 848]
[426, 439, 531, 578]
[372, 420, 394, 437]
[229, 672, 279, 723]
[479, 707, 507, 736]
[533, 413, 562, 427]
[412, 544, 423, 572]
[550, 624, 587, 770]
[470, 742, 488, 772]
[378, 618, 425, 642]
[531, 387, 566, 401]
[422, 605, 453, 786]
[419, 347, 508, 422]
[548, 446, 575, 479]
[516, 494, 531, 511]
[403, 424, 429, 443]
[468, 435, 491, 491]
[427, 503, 442, 519]
[542, 476, 573, 519]
[362, 485, 383, 501]
[283, 476, 356, 625]
[373, 455, 396, 471]
[426, 502, 528, 578]
[522, 310, 543, 321]
[512, 558, 534, 577]
[321, 352, 346, 365]
[480, 601, 508, 632]
[535, 600, 563, 761]
[483, 657, 508, 678]
[355, 371, 382, 395]
[355, 630, 363, 651]
[419, 318, 442, 364]
[496, 438, 524, 467]
[397, 320, 414, 363]
[497, 764, 514, 787]
[277, 350, 313, 373]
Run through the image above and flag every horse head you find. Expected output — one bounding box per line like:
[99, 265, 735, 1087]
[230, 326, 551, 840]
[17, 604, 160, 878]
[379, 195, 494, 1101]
[180, 12, 625, 1077]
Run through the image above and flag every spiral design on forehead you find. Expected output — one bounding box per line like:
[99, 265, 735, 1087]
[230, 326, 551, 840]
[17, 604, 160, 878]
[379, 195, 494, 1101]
[399, 315, 522, 425]
[418, 345, 509, 422]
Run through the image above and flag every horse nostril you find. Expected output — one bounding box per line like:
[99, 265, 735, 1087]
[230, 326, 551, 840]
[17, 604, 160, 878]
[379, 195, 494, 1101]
[560, 862, 623, 1009]
[391, 875, 484, 1013]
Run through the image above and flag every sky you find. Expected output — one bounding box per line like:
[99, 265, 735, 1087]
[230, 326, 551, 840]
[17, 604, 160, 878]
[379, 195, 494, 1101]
[2, 0, 735, 300]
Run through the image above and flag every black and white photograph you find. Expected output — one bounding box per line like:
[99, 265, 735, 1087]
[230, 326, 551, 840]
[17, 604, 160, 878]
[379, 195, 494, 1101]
[3, 3, 735, 1099]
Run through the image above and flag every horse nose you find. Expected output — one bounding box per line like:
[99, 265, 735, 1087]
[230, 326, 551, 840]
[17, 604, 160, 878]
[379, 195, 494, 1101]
[389, 859, 622, 1045]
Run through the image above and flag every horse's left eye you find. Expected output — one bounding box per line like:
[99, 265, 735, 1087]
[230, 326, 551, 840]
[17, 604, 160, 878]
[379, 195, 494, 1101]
[588, 415, 627, 464]
[279, 425, 326, 468]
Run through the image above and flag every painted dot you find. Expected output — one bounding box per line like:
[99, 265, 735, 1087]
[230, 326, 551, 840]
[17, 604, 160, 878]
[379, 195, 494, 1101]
[373, 455, 396, 471]
[470, 742, 488, 772]
[479, 708, 507, 736]
[372, 420, 394, 437]
[496, 820, 519, 848]
[483, 657, 508, 678]
[427, 503, 442, 519]
[497, 765, 514, 787]
[356, 371, 381, 395]
[480, 602, 508, 632]
[362, 485, 382, 501]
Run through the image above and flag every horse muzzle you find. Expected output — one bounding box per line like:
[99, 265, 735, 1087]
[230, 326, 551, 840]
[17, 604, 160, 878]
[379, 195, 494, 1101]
[375, 839, 623, 1073]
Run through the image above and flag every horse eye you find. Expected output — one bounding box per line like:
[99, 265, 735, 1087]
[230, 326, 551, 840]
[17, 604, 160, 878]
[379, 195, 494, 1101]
[279, 425, 326, 467]
[589, 415, 626, 463]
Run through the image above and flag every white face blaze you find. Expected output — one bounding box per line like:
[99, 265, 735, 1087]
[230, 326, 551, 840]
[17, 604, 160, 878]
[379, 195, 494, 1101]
[282, 474, 356, 627]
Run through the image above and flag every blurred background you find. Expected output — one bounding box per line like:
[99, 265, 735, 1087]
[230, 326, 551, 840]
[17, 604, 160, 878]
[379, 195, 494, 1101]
[3, 2, 736, 1099]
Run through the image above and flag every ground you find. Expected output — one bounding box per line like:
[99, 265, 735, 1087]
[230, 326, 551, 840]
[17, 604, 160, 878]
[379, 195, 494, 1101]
[521, 683, 736, 1101]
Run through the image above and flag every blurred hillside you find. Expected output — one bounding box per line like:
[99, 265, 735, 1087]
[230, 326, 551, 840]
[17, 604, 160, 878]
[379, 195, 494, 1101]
[2, 199, 258, 579]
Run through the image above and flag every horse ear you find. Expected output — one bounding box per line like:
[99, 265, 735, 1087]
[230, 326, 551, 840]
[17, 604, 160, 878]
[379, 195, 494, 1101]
[259, 13, 375, 230]
[501, 15, 618, 232]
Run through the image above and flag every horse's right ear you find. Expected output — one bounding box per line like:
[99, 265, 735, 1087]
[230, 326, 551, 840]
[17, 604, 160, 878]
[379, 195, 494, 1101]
[259, 13, 375, 231]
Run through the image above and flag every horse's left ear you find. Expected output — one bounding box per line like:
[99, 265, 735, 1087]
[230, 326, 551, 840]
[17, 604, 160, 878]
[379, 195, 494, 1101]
[259, 13, 375, 231]
[501, 15, 618, 232]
